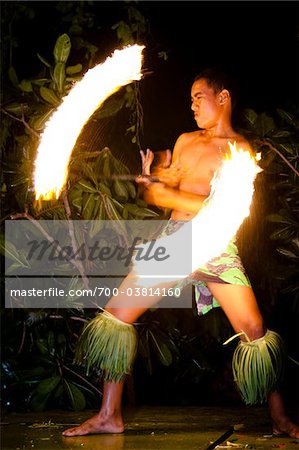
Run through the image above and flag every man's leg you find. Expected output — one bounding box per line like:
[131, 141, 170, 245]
[206, 282, 299, 439]
[62, 305, 148, 437]
[62, 275, 175, 437]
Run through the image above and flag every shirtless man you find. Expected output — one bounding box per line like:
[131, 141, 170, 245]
[63, 69, 299, 438]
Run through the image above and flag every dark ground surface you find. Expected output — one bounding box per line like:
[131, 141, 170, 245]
[1, 406, 299, 450]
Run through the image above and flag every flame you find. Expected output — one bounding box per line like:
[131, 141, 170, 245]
[191, 142, 261, 271]
[133, 142, 261, 284]
[34, 44, 144, 200]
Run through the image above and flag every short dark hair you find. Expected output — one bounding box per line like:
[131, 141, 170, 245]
[194, 67, 238, 109]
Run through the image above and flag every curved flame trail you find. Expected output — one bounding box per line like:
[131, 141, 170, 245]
[34, 45, 144, 200]
[133, 143, 261, 284]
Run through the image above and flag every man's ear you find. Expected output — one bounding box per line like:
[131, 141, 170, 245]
[218, 89, 230, 105]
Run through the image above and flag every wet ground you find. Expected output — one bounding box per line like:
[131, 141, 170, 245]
[1, 406, 299, 450]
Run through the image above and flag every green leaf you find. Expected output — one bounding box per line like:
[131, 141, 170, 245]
[112, 180, 129, 202]
[243, 108, 258, 126]
[149, 330, 172, 366]
[3, 102, 30, 116]
[54, 34, 71, 64]
[98, 183, 112, 196]
[158, 51, 168, 61]
[30, 109, 55, 131]
[19, 79, 33, 93]
[77, 179, 98, 193]
[278, 143, 295, 155]
[64, 380, 86, 411]
[8, 66, 19, 86]
[36, 338, 49, 355]
[66, 63, 82, 75]
[270, 227, 295, 242]
[276, 109, 296, 126]
[37, 53, 52, 68]
[103, 196, 123, 221]
[96, 97, 126, 119]
[47, 330, 55, 356]
[35, 375, 61, 395]
[30, 392, 49, 411]
[111, 21, 133, 45]
[40, 87, 60, 106]
[0, 240, 30, 268]
[255, 113, 275, 137]
[277, 247, 298, 259]
[68, 187, 83, 211]
[82, 193, 96, 220]
[53, 62, 66, 94]
[16, 367, 47, 379]
[31, 376, 61, 411]
[271, 131, 291, 138]
[267, 213, 297, 226]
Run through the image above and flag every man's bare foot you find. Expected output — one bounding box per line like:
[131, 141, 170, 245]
[62, 413, 124, 436]
[273, 418, 299, 439]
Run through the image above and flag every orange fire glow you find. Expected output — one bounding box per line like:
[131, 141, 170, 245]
[34, 45, 144, 200]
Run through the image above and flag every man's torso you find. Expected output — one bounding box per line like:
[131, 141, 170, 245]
[171, 130, 249, 220]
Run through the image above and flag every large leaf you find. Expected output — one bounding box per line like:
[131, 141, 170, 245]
[96, 96, 126, 119]
[54, 34, 71, 64]
[53, 62, 66, 94]
[255, 112, 275, 137]
[64, 379, 86, 411]
[30, 108, 55, 131]
[35, 376, 61, 395]
[77, 179, 98, 193]
[149, 329, 172, 366]
[243, 108, 258, 127]
[30, 375, 61, 411]
[40, 87, 60, 106]
[276, 109, 297, 127]
[0, 239, 30, 269]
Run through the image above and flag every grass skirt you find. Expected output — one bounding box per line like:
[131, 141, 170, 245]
[74, 310, 138, 382]
[230, 330, 285, 405]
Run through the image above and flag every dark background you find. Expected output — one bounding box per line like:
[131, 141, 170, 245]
[142, 1, 299, 147]
[6, 1, 299, 150]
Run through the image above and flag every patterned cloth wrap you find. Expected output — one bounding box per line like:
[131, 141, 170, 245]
[162, 220, 251, 316]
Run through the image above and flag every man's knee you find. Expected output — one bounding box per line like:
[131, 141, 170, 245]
[240, 319, 265, 341]
[106, 307, 146, 324]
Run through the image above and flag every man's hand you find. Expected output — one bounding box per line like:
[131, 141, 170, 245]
[139, 148, 185, 188]
[154, 163, 185, 188]
[140, 149, 154, 176]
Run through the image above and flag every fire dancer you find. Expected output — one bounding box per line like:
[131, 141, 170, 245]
[63, 68, 299, 438]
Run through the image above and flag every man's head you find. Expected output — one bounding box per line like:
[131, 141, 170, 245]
[191, 67, 237, 129]
[194, 68, 237, 107]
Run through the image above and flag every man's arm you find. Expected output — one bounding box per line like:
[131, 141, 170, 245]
[143, 182, 207, 214]
[140, 133, 208, 213]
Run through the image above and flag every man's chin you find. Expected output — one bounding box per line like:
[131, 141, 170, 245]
[194, 118, 204, 129]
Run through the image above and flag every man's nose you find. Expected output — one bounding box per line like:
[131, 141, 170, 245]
[191, 102, 197, 111]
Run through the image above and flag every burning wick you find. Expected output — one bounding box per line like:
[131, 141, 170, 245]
[34, 44, 144, 200]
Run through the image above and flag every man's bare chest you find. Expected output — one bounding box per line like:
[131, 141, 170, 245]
[179, 144, 223, 176]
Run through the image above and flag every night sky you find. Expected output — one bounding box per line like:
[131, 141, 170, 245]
[4, 1, 299, 150]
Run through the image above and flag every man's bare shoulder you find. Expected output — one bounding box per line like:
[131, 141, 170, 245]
[232, 133, 252, 150]
[176, 130, 204, 145]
